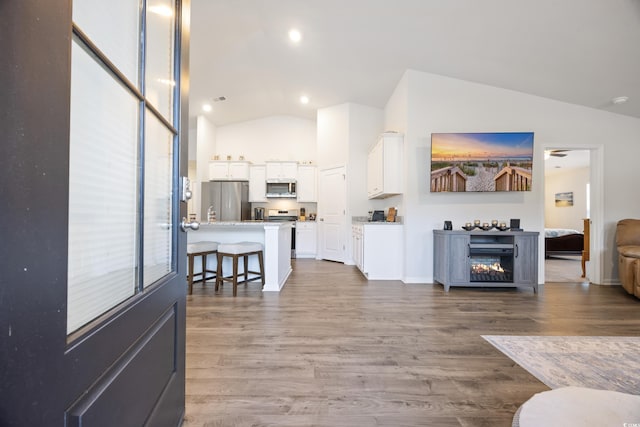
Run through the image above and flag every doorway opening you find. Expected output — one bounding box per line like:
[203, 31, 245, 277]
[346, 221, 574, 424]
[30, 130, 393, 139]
[544, 149, 591, 283]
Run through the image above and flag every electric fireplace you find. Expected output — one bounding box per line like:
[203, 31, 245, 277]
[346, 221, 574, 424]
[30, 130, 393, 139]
[469, 236, 515, 283]
[433, 229, 539, 293]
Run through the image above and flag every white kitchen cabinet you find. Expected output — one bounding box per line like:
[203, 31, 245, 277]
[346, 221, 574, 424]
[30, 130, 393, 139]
[266, 161, 298, 181]
[296, 221, 317, 258]
[209, 161, 250, 181]
[249, 165, 267, 202]
[367, 133, 403, 199]
[296, 165, 317, 202]
[352, 223, 403, 279]
[367, 142, 383, 198]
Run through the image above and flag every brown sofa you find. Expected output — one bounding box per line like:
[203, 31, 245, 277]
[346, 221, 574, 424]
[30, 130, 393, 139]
[616, 219, 640, 298]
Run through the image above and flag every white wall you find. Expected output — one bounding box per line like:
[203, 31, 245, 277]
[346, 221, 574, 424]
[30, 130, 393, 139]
[347, 104, 384, 221]
[381, 73, 409, 266]
[545, 166, 589, 231]
[387, 69, 640, 285]
[193, 115, 216, 220]
[215, 115, 316, 164]
[196, 115, 216, 182]
[317, 104, 350, 169]
[317, 103, 384, 264]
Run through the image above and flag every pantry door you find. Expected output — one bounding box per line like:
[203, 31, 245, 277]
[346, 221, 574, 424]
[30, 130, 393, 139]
[0, 1, 191, 426]
[319, 166, 347, 262]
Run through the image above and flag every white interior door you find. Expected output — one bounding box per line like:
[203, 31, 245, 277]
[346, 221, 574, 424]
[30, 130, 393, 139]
[319, 166, 346, 262]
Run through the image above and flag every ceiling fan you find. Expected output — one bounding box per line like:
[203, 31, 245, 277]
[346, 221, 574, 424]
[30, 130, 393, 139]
[545, 149, 569, 158]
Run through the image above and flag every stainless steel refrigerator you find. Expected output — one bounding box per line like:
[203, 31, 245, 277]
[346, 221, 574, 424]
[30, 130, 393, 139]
[201, 181, 250, 221]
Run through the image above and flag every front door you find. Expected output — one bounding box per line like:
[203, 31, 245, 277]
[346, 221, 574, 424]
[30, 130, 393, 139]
[1, 1, 190, 425]
[318, 166, 347, 262]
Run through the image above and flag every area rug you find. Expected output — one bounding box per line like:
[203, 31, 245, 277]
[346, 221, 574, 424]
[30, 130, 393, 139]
[482, 335, 640, 394]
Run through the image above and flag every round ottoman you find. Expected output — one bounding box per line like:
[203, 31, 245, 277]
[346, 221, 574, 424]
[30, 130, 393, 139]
[513, 387, 640, 427]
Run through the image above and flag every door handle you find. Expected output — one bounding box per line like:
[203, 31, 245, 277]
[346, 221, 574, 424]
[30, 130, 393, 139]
[181, 217, 200, 232]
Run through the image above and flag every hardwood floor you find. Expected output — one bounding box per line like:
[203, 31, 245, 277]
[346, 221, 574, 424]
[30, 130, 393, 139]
[184, 259, 640, 427]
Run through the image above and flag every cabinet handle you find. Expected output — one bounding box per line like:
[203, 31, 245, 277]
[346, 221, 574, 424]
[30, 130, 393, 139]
[467, 243, 470, 257]
[515, 244, 519, 258]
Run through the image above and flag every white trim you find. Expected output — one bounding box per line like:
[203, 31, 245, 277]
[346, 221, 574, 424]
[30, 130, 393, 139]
[589, 146, 604, 285]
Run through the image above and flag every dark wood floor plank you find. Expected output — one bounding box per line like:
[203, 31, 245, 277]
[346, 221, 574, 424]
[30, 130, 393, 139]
[183, 259, 640, 426]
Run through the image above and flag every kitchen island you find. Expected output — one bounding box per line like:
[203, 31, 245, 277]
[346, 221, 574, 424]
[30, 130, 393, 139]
[188, 221, 293, 292]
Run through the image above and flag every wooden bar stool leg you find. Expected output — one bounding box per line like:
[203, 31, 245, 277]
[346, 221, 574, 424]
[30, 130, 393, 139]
[188, 254, 195, 295]
[243, 254, 249, 285]
[257, 251, 265, 288]
[215, 252, 222, 292]
[232, 255, 239, 297]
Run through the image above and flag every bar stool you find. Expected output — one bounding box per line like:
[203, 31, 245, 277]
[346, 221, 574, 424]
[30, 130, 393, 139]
[187, 241, 219, 295]
[215, 242, 265, 296]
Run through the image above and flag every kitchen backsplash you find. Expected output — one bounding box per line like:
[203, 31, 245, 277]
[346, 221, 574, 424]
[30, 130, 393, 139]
[251, 201, 317, 218]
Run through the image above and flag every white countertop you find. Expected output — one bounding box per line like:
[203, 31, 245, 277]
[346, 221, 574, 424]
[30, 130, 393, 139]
[352, 220, 403, 225]
[352, 216, 403, 225]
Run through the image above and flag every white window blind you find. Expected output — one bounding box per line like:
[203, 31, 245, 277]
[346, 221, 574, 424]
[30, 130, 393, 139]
[143, 111, 174, 288]
[67, 41, 139, 334]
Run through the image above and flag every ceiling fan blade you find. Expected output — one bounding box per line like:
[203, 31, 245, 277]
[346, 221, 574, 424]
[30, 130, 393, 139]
[550, 152, 568, 157]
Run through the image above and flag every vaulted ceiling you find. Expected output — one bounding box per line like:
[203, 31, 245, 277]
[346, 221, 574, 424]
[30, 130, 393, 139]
[189, 0, 640, 126]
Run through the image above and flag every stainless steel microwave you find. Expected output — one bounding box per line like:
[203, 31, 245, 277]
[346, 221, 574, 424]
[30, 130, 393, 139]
[266, 180, 297, 198]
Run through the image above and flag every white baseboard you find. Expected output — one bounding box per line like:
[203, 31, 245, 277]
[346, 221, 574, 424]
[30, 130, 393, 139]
[401, 276, 432, 284]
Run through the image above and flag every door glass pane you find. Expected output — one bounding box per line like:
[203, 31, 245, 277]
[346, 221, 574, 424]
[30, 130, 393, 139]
[67, 41, 139, 334]
[145, 0, 175, 121]
[143, 111, 174, 287]
[73, 0, 140, 86]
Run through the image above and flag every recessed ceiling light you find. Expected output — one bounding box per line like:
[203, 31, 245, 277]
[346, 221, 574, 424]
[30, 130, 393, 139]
[213, 96, 226, 102]
[612, 96, 629, 105]
[289, 29, 302, 43]
[299, 95, 309, 105]
[202, 103, 212, 112]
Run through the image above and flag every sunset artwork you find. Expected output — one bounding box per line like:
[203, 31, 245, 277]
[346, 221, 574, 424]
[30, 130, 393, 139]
[430, 132, 534, 192]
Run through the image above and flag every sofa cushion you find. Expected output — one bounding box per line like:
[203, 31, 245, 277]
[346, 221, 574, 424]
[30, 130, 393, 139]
[618, 255, 637, 294]
[618, 245, 640, 258]
[616, 219, 640, 247]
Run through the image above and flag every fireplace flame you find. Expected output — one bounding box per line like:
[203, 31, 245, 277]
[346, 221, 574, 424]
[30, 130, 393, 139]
[471, 262, 505, 274]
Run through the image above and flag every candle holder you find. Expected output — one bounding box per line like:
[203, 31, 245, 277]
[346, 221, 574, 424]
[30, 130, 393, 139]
[496, 222, 509, 231]
[462, 220, 509, 231]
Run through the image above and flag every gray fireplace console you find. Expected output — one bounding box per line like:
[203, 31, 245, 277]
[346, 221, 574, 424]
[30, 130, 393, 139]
[433, 230, 539, 292]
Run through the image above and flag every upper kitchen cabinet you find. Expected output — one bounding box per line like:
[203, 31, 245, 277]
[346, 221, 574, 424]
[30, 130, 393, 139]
[296, 165, 317, 202]
[266, 161, 298, 181]
[367, 133, 403, 199]
[209, 161, 250, 181]
[249, 165, 267, 202]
